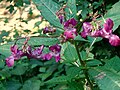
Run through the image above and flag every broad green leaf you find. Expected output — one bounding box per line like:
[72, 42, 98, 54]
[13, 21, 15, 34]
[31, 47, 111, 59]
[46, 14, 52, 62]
[89, 67, 120, 90]
[38, 73, 52, 81]
[33, 0, 63, 29]
[104, 56, 120, 72]
[66, 66, 82, 77]
[104, 1, 120, 31]
[65, 0, 77, 20]
[63, 42, 78, 63]
[11, 65, 27, 75]
[0, 70, 11, 78]
[5, 81, 22, 90]
[45, 76, 71, 84]
[17, 37, 60, 46]
[89, 56, 120, 90]
[22, 79, 41, 90]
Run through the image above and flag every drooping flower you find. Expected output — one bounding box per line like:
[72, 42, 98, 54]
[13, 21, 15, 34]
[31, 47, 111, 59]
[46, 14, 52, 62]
[63, 18, 77, 40]
[64, 28, 77, 40]
[10, 45, 24, 60]
[30, 45, 44, 59]
[109, 34, 120, 46]
[49, 44, 61, 62]
[42, 44, 61, 62]
[101, 18, 114, 39]
[81, 22, 93, 38]
[6, 55, 14, 67]
[64, 18, 77, 28]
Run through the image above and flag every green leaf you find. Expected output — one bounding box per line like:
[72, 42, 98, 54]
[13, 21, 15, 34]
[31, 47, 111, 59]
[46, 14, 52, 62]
[5, 81, 22, 90]
[22, 79, 41, 90]
[45, 76, 71, 84]
[74, 35, 88, 42]
[87, 36, 102, 43]
[68, 81, 84, 90]
[33, 0, 63, 29]
[104, 1, 120, 31]
[104, 56, 120, 72]
[86, 59, 102, 67]
[89, 56, 120, 90]
[66, 66, 82, 77]
[63, 42, 78, 63]
[65, 0, 77, 20]
[17, 37, 60, 46]
[0, 42, 12, 57]
[0, 69, 11, 78]
[11, 65, 27, 75]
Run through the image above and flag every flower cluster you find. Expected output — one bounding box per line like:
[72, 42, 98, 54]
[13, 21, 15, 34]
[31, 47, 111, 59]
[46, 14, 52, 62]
[43, 17, 78, 41]
[6, 43, 61, 67]
[81, 18, 120, 46]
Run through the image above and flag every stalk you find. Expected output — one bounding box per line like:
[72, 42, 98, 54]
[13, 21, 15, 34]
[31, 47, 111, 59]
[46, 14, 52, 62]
[74, 41, 93, 89]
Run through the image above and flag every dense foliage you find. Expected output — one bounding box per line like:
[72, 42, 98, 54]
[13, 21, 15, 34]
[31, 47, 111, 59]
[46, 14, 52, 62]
[0, 0, 120, 90]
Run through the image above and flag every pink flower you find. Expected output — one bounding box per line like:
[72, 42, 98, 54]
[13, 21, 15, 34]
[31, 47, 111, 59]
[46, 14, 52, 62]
[81, 22, 93, 38]
[101, 18, 114, 39]
[42, 44, 61, 62]
[64, 18, 77, 27]
[10, 45, 18, 55]
[6, 55, 14, 67]
[109, 34, 120, 46]
[10, 45, 24, 60]
[63, 18, 77, 40]
[64, 28, 77, 40]
[30, 45, 44, 59]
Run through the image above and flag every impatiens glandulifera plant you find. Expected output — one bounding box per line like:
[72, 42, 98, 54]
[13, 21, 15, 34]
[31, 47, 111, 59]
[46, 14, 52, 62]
[1, 0, 120, 90]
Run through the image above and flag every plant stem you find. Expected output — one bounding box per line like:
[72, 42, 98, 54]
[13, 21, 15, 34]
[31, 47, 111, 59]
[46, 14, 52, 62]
[74, 41, 93, 89]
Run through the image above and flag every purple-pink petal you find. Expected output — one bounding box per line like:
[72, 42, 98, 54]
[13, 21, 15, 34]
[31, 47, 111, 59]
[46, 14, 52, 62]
[10, 45, 18, 55]
[64, 30, 77, 40]
[104, 18, 114, 31]
[6, 55, 14, 67]
[109, 34, 120, 46]
[49, 44, 61, 53]
[64, 18, 77, 27]
[54, 54, 61, 62]
[31, 45, 44, 59]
